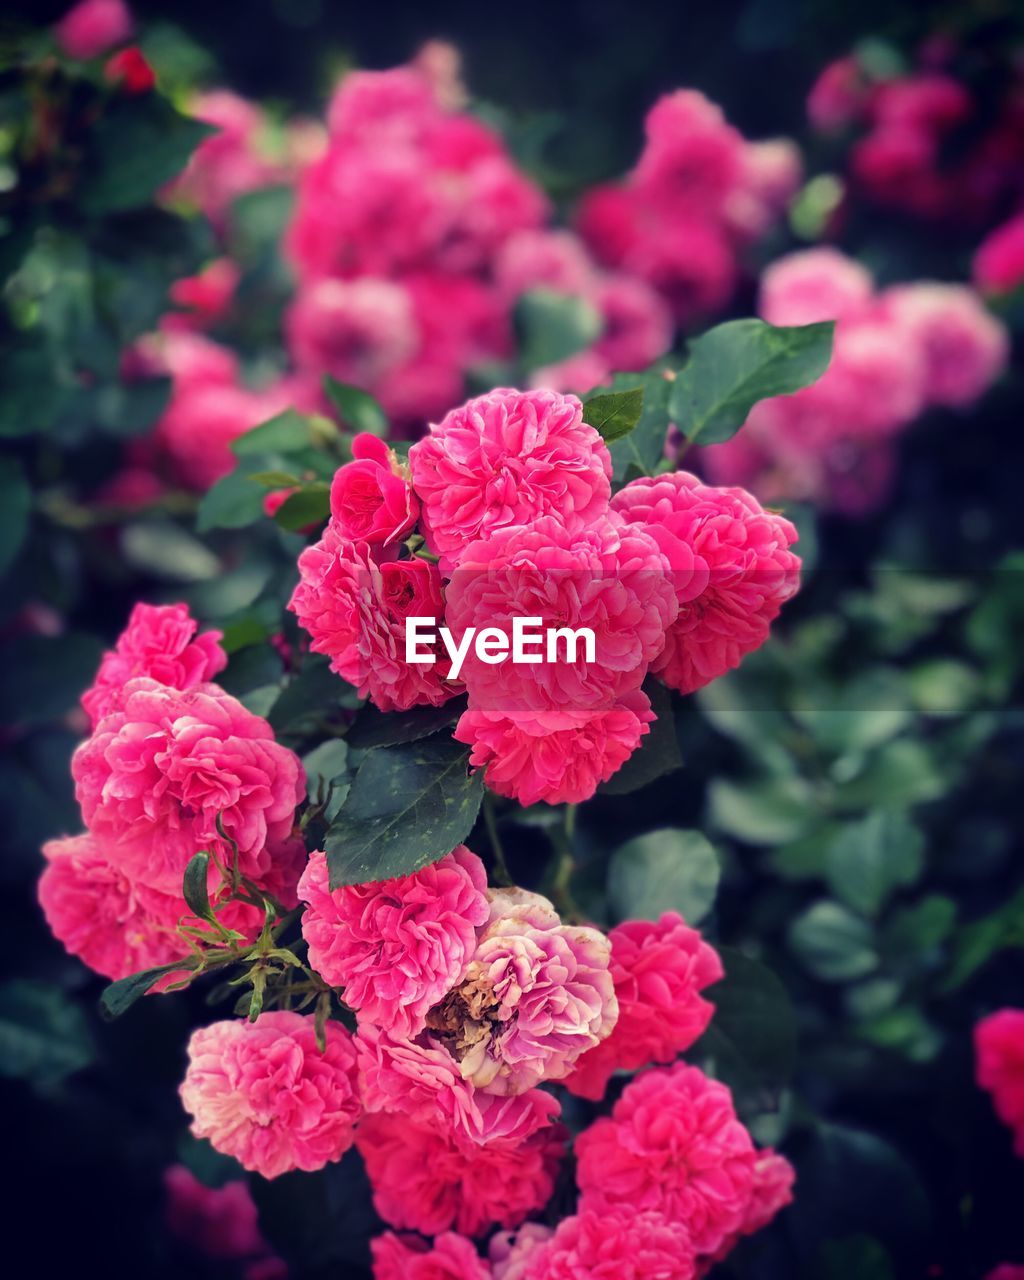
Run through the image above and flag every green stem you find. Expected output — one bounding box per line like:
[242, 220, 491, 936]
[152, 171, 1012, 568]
[483, 794, 513, 886]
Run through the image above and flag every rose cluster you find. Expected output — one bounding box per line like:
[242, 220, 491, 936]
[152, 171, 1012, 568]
[38, 602, 307, 980]
[808, 50, 1024, 224]
[976, 1008, 1024, 1158]
[288, 386, 801, 804]
[704, 247, 1009, 513]
[576, 88, 800, 329]
[172, 836, 791, 1276]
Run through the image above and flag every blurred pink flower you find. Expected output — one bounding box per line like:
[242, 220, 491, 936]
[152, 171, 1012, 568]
[372, 1231, 490, 1280]
[163, 1165, 267, 1260]
[514, 1207, 696, 1280]
[974, 214, 1024, 295]
[976, 1008, 1024, 1156]
[55, 0, 132, 59]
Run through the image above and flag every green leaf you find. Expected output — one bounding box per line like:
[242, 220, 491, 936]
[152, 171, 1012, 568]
[232, 409, 313, 457]
[581, 387, 644, 443]
[81, 96, 216, 216]
[0, 980, 94, 1087]
[346, 697, 467, 749]
[599, 678, 682, 795]
[881, 895, 956, 967]
[121, 521, 221, 581]
[696, 948, 797, 1097]
[941, 887, 1024, 992]
[99, 961, 194, 1019]
[197, 460, 270, 533]
[818, 1238, 896, 1280]
[825, 811, 925, 917]
[323, 376, 388, 436]
[272, 483, 330, 532]
[515, 289, 602, 370]
[269, 654, 359, 736]
[608, 828, 720, 925]
[302, 740, 352, 819]
[668, 318, 834, 446]
[325, 735, 484, 888]
[0, 457, 31, 578]
[182, 851, 214, 921]
[789, 901, 878, 981]
[0, 342, 70, 436]
[708, 775, 815, 845]
[832, 740, 944, 812]
[604, 369, 673, 481]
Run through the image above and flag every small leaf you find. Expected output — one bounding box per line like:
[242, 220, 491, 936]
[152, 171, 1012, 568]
[272, 483, 330, 532]
[197, 461, 270, 533]
[581, 387, 644, 442]
[825, 811, 925, 917]
[669, 318, 834, 446]
[182, 851, 214, 921]
[122, 521, 220, 581]
[100, 961, 194, 1019]
[232, 409, 313, 457]
[0, 980, 94, 1087]
[708, 775, 815, 845]
[602, 370, 672, 481]
[608, 828, 720, 925]
[515, 289, 602, 370]
[325, 734, 484, 888]
[323, 376, 388, 436]
[248, 470, 302, 488]
[789, 901, 878, 981]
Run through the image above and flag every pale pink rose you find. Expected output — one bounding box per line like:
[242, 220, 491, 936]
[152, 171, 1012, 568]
[356, 1108, 566, 1237]
[163, 1165, 267, 1260]
[180, 1013, 361, 1179]
[454, 693, 656, 806]
[806, 317, 927, 435]
[727, 139, 802, 241]
[974, 214, 1024, 295]
[288, 525, 457, 711]
[976, 1008, 1024, 1156]
[372, 1231, 489, 1280]
[408, 389, 612, 568]
[575, 1062, 758, 1257]
[882, 283, 1008, 408]
[424, 886, 617, 1095]
[444, 514, 677, 724]
[759, 248, 874, 327]
[81, 602, 226, 728]
[633, 90, 746, 221]
[299, 847, 489, 1037]
[72, 677, 305, 894]
[807, 56, 873, 132]
[494, 230, 597, 301]
[489, 1226, 554, 1280]
[168, 259, 240, 330]
[38, 834, 192, 981]
[611, 472, 800, 694]
[55, 0, 132, 59]
[355, 1025, 561, 1148]
[516, 1208, 696, 1280]
[327, 67, 440, 142]
[328, 435, 419, 546]
[593, 274, 673, 372]
[286, 278, 417, 387]
[566, 912, 724, 1101]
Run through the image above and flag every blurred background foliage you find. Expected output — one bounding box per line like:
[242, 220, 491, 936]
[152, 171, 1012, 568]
[1, 1, 1022, 1277]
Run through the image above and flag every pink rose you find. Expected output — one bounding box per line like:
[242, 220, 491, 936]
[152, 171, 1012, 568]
[494, 230, 597, 301]
[299, 846, 489, 1037]
[407, 389, 612, 569]
[72, 677, 305, 895]
[516, 1207, 696, 1280]
[444, 514, 676, 725]
[807, 56, 874, 132]
[286, 278, 417, 387]
[612, 472, 800, 694]
[168, 259, 240, 330]
[593, 274, 673, 372]
[288, 524, 457, 712]
[81, 602, 227, 729]
[163, 1165, 267, 1260]
[575, 1063, 759, 1257]
[423, 887, 618, 1095]
[356, 1024, 561, 1148]
[371, 1231, 490, 1280]
[327, 67, 440, 143]
[633, 90, 746, 221]
[329, 435, 419, 546]
[180, 1013, 361, 1179]
[974, 214, 1024, 295]
[976, 1008, 1024, 1156]
[566, 911, 724, 1101]
[55, 0, 132, 59]
[454, 694, 656, 806]
[759, 248, 874, 327]
[489, 1226, 555, 1280]
[356, 1108, 566, 1237]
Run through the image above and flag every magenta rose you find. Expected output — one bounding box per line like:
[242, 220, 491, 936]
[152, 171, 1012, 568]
[329, 433, 420, 546]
